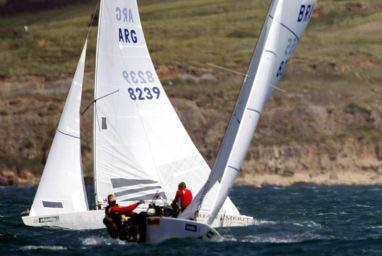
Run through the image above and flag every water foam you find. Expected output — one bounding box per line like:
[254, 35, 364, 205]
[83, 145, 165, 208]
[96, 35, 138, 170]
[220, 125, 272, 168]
[81, 236, 127, 246]
[253, 219, 278, 225]
[239, 232, 322, 244]
[21, 245, 67, 251]
[292, 220, 321, 228]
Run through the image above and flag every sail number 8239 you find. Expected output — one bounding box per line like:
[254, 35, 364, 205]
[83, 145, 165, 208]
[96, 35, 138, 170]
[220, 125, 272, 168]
[123, 70, 155, 84]
[122, 70, 160, 100]
[127, 87, 160, 101]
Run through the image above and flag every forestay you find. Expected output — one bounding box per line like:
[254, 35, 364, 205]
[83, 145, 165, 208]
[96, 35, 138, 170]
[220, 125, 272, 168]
[93, 0, 238, 215]
[30, 41, 88, 216]
[181, 0, 316, 222]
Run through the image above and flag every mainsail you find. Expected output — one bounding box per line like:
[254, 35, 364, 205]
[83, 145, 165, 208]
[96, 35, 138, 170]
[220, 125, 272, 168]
[30, 41, 88, 216]
[93, 0, 238, 215]
[181, 0, 316, 222]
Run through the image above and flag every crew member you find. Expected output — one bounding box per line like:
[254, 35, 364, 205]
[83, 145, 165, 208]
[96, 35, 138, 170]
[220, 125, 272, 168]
[171, 182, 193, 214]
[103, 194, 145, 241]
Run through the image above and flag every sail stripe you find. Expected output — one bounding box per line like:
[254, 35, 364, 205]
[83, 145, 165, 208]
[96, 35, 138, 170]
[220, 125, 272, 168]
[121, 192, 167, 202]
[42, 201, 63, 208]
[115, 186, 163, 197]
[111, 178, 158, 188]
[280, 22, 300, 40]
[56, 129, 80, 140]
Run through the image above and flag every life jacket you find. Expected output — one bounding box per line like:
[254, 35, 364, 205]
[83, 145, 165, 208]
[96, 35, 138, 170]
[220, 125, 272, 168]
[175, 188, 193, 210]
[103, 205, 122, 238]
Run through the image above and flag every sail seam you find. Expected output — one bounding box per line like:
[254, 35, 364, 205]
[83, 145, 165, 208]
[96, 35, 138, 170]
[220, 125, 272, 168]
[280, 22, 300, 41]
[56, 129, 80, 139]
[247, 108, 261, 114]
[228, 165, 240, 173]
[265, 50, 277, 56]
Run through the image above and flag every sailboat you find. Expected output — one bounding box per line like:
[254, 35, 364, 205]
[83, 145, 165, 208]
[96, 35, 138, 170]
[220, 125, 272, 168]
[181, 0, 317, 222]
[22, 0, 316, 243]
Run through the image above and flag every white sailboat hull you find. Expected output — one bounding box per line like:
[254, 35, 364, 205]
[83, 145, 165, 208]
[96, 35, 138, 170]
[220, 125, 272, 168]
[146, 217, 221, 243]
[22, 209, 253, 230]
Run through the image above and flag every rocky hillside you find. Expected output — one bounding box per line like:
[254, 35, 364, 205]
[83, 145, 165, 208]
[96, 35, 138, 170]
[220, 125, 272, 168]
[0, 0, 381, 186]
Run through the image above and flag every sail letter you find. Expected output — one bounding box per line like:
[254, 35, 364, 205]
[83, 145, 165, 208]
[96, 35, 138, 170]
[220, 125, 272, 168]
[116, 7, 134, 23]
[131, 30, 137, 43]
[119, 28, 124, 42]
[118, 28, 138, 44]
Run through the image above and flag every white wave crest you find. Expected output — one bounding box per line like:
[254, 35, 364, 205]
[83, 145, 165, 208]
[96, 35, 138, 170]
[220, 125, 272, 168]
[21, 245, 67, 251]
[369, 225, 382, 229]
[292, 220, 321, 228]
[81, 236, 127, 246]
[253, 219, 278, 225]
[239, 232, 322, 244]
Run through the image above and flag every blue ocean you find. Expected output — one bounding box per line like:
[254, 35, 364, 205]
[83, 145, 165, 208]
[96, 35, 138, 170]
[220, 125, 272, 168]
[1, 185, 382, 255]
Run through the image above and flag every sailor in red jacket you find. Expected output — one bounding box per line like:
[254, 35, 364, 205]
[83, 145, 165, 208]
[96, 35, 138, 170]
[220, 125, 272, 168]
[105, 194, 141, 217]
[172, 182, 193, 213]
[103, 193, 144, 240]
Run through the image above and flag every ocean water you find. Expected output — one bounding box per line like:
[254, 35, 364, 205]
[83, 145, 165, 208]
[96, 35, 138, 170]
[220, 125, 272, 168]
[1, 185, 382, 255]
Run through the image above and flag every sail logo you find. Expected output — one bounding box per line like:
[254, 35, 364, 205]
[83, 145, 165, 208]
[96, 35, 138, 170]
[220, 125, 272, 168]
[38, 216, 59, 223]
[118, 28, 138, 44]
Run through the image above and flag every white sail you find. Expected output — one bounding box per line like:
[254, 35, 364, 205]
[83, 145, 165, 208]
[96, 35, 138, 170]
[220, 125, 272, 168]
[30, 41, 88, 216]
[181, 0, 316, 221]
[93, 0, 238, 215]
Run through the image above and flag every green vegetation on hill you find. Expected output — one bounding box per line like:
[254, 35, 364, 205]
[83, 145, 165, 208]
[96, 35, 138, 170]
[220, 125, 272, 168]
[1, 0, 382, 80]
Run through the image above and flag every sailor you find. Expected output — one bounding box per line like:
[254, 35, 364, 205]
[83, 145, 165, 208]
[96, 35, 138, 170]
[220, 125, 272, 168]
[103, 194, 145, 241]
[171, 182, 193, 215]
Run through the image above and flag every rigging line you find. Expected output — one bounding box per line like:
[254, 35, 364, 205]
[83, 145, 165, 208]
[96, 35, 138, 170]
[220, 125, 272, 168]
[207, 63, 286, 93]
[81, 89, 120, 115]
[207, 63, 249, 78]
[85, 0, 100, 39]
[57, 129, 80, 139]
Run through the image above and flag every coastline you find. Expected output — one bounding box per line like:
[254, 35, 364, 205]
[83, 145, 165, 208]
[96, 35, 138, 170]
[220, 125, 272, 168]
[2, 171, 382, 187]
[236, 171, 382, 187]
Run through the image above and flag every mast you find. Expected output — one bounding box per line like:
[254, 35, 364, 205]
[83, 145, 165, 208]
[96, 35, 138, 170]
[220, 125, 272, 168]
[93, 0, 104, 209]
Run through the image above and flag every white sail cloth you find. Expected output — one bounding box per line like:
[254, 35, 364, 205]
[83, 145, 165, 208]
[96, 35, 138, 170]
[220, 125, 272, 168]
[93, 0, 238, 215]
[181, 0, 316, 222]
[30, 41, 88, 216]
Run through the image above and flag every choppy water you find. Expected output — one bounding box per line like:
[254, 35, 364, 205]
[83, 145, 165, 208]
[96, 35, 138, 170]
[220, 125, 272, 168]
[1, 185, 382, 255]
